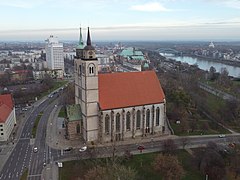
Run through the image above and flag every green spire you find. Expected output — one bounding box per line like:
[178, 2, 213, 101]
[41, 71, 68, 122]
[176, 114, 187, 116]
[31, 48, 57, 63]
[77, 27, 84, 49]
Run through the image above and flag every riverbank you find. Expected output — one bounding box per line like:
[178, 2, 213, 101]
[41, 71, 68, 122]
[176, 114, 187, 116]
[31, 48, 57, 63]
[163, 54, 240, 77]
[186, 54, 240, 68]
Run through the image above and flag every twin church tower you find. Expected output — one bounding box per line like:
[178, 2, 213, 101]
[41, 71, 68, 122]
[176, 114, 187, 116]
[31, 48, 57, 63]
[74, 27, 166, 143]
[74, 27, 99, 142]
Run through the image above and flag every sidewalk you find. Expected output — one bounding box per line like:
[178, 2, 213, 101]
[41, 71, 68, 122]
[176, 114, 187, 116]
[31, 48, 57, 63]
[46, 105, 85, 150]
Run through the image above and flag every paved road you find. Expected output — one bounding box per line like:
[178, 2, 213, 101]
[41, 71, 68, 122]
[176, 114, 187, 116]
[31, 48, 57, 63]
[56, 134, 240, 163]
[0, 93, 61, 180]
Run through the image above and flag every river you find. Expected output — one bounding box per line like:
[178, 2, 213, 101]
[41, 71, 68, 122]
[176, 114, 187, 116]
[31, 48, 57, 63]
[161, 54, 240, 78]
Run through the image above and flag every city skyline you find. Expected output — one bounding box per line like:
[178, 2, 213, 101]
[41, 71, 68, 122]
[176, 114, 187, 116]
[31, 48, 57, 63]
[0, 0, 240, 41]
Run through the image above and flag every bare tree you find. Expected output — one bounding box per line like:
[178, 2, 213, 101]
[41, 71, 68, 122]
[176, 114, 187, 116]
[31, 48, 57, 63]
[153, 153, 184, 180]
[180, 137, 190, 149]
[162, 139, 177, 154]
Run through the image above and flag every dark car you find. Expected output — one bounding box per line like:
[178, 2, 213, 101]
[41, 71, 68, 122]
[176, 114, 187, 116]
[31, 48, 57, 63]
[64, 147, 73, 151]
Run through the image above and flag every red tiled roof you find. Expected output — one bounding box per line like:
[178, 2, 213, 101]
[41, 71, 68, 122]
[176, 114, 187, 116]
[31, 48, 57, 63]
[99, 71, 165, 110]
[0, 94, 14, 123]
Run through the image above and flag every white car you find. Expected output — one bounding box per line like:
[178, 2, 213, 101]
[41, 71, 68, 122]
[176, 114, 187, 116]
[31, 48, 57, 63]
[33, 147, 38, 153]
[79, 146, 87, 152]
[218, 134, 226, 138]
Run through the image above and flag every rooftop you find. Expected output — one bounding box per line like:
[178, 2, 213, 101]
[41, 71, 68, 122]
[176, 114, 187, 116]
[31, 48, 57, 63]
[66, 104, 82, 121]
[99, 71, 165, 110]
[0, 94, 14, 123]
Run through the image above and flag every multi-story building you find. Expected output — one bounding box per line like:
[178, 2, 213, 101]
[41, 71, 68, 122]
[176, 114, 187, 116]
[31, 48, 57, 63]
[0, 94, 16, 141]
[45, 35, 64, 71]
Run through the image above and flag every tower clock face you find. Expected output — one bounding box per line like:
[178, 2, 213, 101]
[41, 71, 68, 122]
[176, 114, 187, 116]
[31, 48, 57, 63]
[88, 51, 93, 55]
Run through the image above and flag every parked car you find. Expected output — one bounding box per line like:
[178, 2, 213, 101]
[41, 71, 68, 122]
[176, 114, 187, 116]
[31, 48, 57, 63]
[64, 147, 73, 151]
[79, 146, 87, 152]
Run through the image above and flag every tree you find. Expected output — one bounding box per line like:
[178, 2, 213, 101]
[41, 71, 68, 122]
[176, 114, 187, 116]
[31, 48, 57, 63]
[218, 67, 230, 87]
[199, 148, 226, 180]
[59, 83, 75, 105]
[209, 66, 217, 81]
[180, 137, 190, 149]
[42, 74, 54, 89]
[230, 154, 240, 179]
[153, 153, 184, 180]
[84, 164, 137, 180]
[162, 139, 177, 154]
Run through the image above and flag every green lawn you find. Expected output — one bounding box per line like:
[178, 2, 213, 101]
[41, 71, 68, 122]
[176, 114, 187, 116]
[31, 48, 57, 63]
[31, 112, 43, 138]
[170, 119, 230, 136]
[58, 107, 66, 118]
[20, 168, 28, 180]
[177, 150, 203, 180]
[60, 150, 204, 180]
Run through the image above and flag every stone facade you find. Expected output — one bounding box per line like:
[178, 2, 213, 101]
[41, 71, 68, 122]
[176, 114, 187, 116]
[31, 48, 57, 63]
[98, 102, 166, 142]
[74, 28, 166, 143]
[66, 121, 81, 140]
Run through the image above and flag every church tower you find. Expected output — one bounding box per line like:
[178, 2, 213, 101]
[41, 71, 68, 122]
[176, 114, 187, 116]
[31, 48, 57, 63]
[75, 27, 84, 104]
[75, 27, 99, 142]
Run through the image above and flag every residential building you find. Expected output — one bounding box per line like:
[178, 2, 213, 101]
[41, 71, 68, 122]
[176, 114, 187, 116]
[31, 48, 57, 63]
[0, 94, 16, 141]
[45, 35, 64, 71]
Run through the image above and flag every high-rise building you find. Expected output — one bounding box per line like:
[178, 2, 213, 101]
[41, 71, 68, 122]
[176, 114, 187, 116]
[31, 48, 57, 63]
[45, 35, 64, 71]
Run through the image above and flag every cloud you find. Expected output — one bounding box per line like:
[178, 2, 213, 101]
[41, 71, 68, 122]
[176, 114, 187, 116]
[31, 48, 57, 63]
[130, 2, 170, 12]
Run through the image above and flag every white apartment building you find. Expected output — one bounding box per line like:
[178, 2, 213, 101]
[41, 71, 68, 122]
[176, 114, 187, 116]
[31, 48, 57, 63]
[0, 94, 16, 142]
[45, 35, 64, 71]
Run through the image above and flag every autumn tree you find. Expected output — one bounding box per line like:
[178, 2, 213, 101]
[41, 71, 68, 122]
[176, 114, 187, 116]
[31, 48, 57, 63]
[230, 154, 240, 179]
[153, 153, 184, 180]
[84, 164, 137, 180]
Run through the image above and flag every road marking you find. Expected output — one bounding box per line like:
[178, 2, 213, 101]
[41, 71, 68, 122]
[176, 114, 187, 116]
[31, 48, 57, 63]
[19, 138, 30, 140]
[28, 174, 42, 177]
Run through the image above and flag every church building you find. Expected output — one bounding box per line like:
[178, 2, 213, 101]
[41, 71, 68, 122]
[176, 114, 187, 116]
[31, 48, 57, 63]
[74, 28, 166, 143]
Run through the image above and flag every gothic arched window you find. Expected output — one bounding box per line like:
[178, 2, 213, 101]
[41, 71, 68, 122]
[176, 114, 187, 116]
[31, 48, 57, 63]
[76, 124, 80, 134]
[136, 110, 141, 129]
[116, 113, 120, 132]
[156, 107, 160, 126]
[126, 111, 131, 131]
[105, 114, 110, 134]
[79, 64, 82, 75]
[146, 109, 150, 128]
[88, 64, 95, 75]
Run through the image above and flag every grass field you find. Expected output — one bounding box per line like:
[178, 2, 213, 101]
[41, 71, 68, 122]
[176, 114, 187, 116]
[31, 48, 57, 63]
[31, 112, 43, 138]
[20, 168, 28, 180]
[58, 107, 66, 118]
[59, 150, 204, 180]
